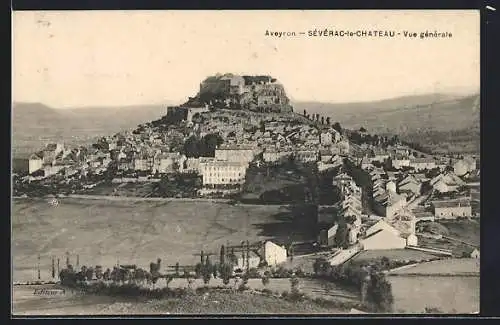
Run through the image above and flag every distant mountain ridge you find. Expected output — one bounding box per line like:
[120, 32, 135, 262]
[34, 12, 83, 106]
[12, 102, 174, 158]
[293, 93, 480, 134]
[12, 92, 480, 158]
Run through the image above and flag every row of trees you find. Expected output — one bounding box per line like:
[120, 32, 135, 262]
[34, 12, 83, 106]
[302, 109, 342, 133]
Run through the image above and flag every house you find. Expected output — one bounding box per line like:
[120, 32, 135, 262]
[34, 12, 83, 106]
[430, 172, 466, 193]
[295, 150, 319, 163]
[371, 149, 390, 163]
[454, 157, 476, 176]
[215, 145, 255, 164]
[470, 248, 480, 259]
[397, 175, 422, 196]
[409, 158, 436, 171]
[153, 152, 185, 174]
[320, 131, 333, 146]
[431, 199, 472, 219]
[28, 152, 44, 174]
[336, 140, 350, 155]
[318, 224, 339, 247]
[347, 225, 360, 244]
[360, 157, 373, 170]
[390, 156, 411, 170]
[360, 228, 407, 250]
[365, 219, 401, 237]
[263, 149, 293, 163]
[260, 241, 287, 266]
[372, 190, 407, 219]
[234, 251, 261, 271]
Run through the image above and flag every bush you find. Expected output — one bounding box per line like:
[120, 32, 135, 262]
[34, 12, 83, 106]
[261, 275, 270, 287]
[246, 268, 260, 278]
[365, 271, 394, 313]
[261, 288, 273, 295]
[238, 282, 249, 292]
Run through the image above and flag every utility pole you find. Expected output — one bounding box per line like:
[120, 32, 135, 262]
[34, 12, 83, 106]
[57, 258, 60, 278]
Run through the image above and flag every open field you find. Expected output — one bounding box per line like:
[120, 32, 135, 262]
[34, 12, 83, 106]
[12, 198, 317, 282]
[387, 259, 479, 313]
[389, 275, 479, 314]
[389, 258, 479, 275]
[12, 284, 350, 315]
[439, 220, 480, 247]
[351, 249, 439, 264]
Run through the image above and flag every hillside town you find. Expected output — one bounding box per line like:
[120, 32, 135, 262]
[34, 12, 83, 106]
[13, 74, 480, 314]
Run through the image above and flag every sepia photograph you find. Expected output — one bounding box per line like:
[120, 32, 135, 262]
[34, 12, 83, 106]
[11, 10, 480, 315]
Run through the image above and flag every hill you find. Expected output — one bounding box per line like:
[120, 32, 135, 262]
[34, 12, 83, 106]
[12, 102, 172, 158]
[294, 93, 480, 154]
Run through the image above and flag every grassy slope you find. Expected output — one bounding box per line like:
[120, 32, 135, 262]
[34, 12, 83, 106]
[13, 285, 348, 315]
[12, 198, 299, 281]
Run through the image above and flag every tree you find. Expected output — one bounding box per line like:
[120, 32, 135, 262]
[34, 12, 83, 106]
[175, 262, 180, 277]
[366, 271, 394, 313]
[219, 263, 232, 286]
[289, 276, 301, 299]
[261, 272, 270, 287]
[333, 122, 342, 134]
[321, 116, 325, 125]
[303, 109, 307, 117]
[260, 121, 266, 132]
[202, 257, 212, 285]
[195, 262, 203, 278]
[326, 117, 331, 125]
[288, 242, 295, 262]
[220, 245, 226, 265]
[359, 127, 367, 133]
[165, 275, 174, 288]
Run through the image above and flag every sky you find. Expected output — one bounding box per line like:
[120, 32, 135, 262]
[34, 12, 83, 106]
[13, 10, 480, 108]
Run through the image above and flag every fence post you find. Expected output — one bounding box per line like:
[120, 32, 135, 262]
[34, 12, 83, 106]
[37, 254, 41, 280]
[51, 256, 55, 279]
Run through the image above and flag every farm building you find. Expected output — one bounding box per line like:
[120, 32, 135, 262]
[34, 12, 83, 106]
[260, 241, 287, 266]
[359, 229, 406, 250]
[470, 248, 480, 259]
[431, 200, 472, 219]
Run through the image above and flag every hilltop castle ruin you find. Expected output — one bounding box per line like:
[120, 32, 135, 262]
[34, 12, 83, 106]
[166, 74, 293, 122]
